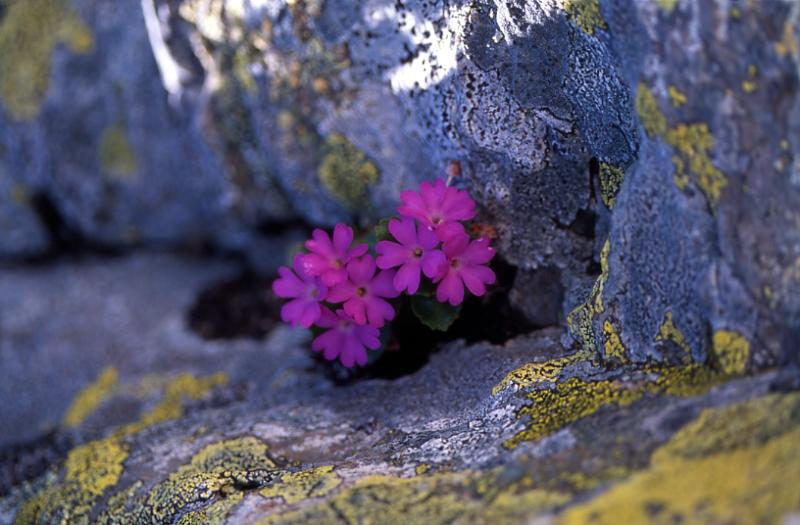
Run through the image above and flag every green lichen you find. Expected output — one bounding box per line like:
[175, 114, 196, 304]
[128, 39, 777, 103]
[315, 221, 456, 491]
[598, 163, 625, 208]
[558, 393, 800, 525]
[0, 0, 93, 120]
[99, 125, 137, 179]
[635, 83, 667, 138]
[318, 133, 379, 209]
[62, 367, 119, 428]
[710, 330, 750, 375]
[564, 0, 606, 36]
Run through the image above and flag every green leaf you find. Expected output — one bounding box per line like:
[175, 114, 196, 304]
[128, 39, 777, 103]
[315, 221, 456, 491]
[410, 295, 461, 331]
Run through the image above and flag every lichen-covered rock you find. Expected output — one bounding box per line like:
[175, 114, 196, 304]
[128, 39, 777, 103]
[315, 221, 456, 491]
[1, 254, 798, 524]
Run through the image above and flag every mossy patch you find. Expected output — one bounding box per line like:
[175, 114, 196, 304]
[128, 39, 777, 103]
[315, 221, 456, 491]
[598, 163, 624, 208]
[62, 367, 119, 428]
[99, 125, 138, 179]
[0, 0, 93, 120]
[557, 393, 800, 525]
[318, 133, 379, 209]
[564, 0, 606, 36]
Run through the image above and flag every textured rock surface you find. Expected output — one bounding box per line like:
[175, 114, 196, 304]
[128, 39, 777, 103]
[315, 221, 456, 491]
[1, 254, 799, 524]
[2, 0, 800, 523]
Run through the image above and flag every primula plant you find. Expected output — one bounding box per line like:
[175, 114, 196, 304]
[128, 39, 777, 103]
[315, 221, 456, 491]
[272, 178, 496, 368]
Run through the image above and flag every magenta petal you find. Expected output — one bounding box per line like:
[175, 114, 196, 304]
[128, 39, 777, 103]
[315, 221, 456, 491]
[280, 298, 306, 326]
[375, 241, 408, 269]
[306, 229, 334, 257]
[436, 272, 464, 306]
[460, 270, 487, 297]
[321, 267, 347, 287]
[365, 297, 394, 327]
[356, 325, 381, 349]
[462, 237, 496, 264]
[347, 255, 376, 285]
[300, 253, 327, 277]
[332, 223, 354, 254]
[340, 334, 362, 368]
[388, 217, 417, 246]
[273, 267, 305, 298]
[436, 221, 466, 243]
[344, 298, 368, 325]
[328, 281, 356, 303]
[417, 223, 440, 249]
[347, 243, 369, 260]
[370, 269, 401, 298]
[299, 301, 321, 327]
[394, 263, 421, 294]
[442, 231, 470, 257]
[420, 250, 446, 279]
[315, 307, 338, 328]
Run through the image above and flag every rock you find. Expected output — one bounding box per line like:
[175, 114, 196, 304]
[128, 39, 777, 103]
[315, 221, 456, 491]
[1, 253, 799, 524]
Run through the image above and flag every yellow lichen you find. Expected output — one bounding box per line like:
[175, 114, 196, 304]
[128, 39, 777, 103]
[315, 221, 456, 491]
[564, 0, 606, 36]
[62, 367, 119, 428]
[16, 372, 229, 524]
[260, 465, 341, 504]
[115, 372, 228, 436]
[655, 311, 692, 360]
[710, 330, 750, 375]
[415, 464, 431, 476]
[0, 0, 94, 120]
[636, 83, 667, 138]
[671, 155, 690, 190]
[566, 239, 610, 354]
[492, 351, 587, 396]
[667, 85, 687, 107]
[99, 125, 138, 179]
[656, 0, 678, 12]
[741, 64, 759, 93]
[775, 22, 799, 57]
[602, 320, 627, 364]
[505, 362, 719, 449]
[257, 469, 569, 525]
[665, 123, 728, 208]
[318, 133, 379, 209]
[558, 393, 800, 525]
[14, 437, 129, 525]
[598, 163, 625, 208]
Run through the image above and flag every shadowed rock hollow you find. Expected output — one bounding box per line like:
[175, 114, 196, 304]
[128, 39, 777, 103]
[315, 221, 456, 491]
[1, 0, 799, 524]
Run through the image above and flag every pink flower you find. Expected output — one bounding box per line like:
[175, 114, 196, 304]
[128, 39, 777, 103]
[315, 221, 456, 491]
[327, 255, 400, 327]
[375, 217, 446, 294]
[434, 233, 496, 306]
[301, 224, 369, 286]
[272, 254, 328, 327]
[312, 308, 381, 368]
[398, 179, 476, 241]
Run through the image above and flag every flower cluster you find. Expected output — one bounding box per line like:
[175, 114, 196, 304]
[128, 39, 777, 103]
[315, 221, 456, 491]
[272, 179, 496, 367]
